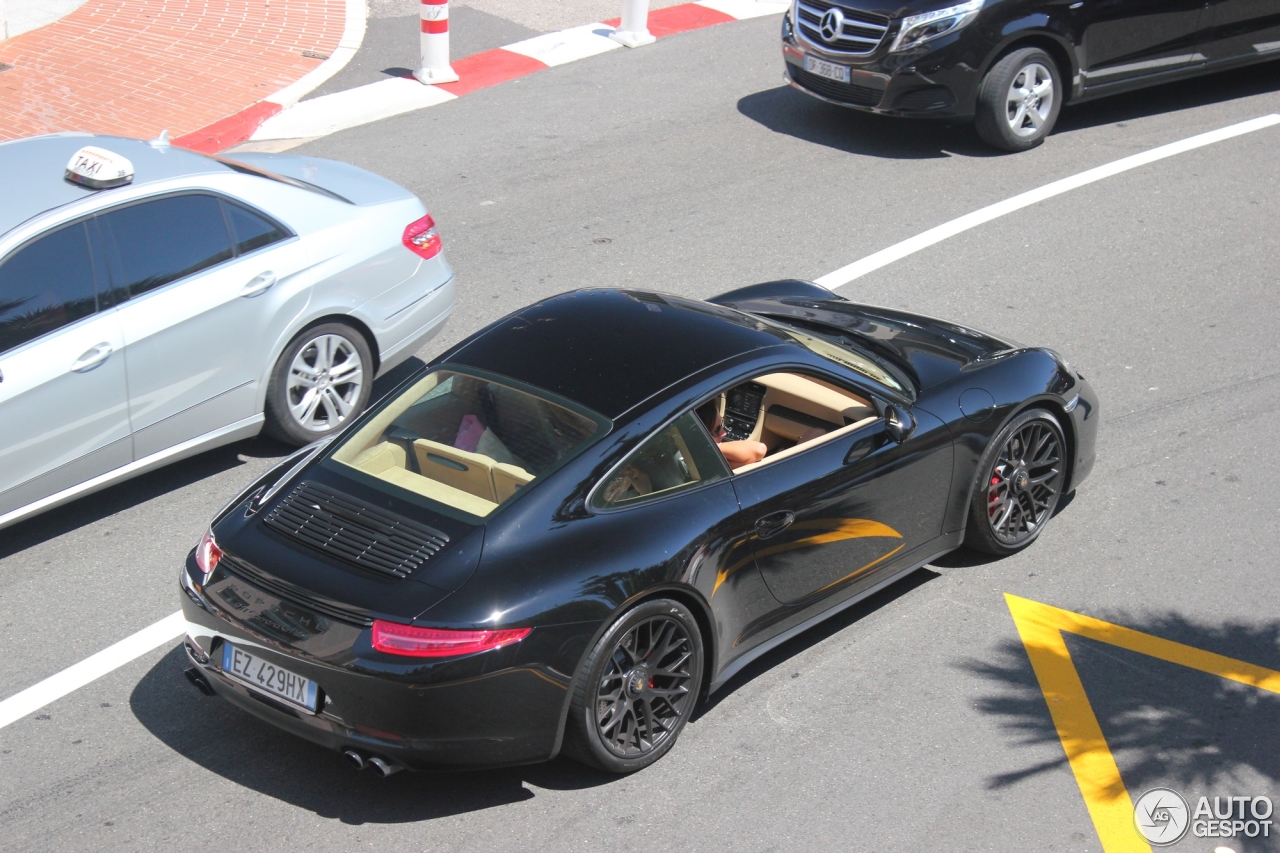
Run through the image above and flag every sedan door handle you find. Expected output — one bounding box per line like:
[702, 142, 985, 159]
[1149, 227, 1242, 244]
[71, 342, 113, 373]
[240, 271, 277, 298]
[755, 510, 795, 540]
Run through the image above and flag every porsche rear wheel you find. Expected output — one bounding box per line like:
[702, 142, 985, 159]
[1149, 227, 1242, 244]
[965, 408, 1067, 556]
[563, 599, 703, 773]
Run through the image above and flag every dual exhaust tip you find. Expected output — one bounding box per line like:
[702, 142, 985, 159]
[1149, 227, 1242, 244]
[183, 667, 403, 778]
[345, 749, 402, 777]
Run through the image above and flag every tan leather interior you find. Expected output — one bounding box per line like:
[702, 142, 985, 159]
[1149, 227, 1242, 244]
[413, 439, 497, 501]
[492, 462, 534, 503]
[733, 414, 879, 475]
[718, 371, 878, 471]
[379, 467, 499, 516]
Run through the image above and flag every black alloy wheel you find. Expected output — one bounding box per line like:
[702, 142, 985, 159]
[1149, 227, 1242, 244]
[965, 408, 1067, 555]
[564, 599, 704, 773]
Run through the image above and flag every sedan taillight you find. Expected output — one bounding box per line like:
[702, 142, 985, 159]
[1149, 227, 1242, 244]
[371, 620, 531, 658]
[402, 214, 443, 260]
[195, 528, 223, 579]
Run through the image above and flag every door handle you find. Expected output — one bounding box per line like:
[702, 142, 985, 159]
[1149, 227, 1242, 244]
[240, 271, 277, 297]
[71, 342, 113, 372]
[755, 510, 795, 540]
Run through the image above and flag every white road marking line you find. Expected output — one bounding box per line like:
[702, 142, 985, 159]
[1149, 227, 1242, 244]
[0, 611, 185, 730]
[815, 113, 1280, 290]
[503, 23, 622, 67]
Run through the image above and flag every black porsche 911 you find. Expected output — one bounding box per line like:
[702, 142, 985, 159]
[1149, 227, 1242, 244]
[179, 281, 1098, 774]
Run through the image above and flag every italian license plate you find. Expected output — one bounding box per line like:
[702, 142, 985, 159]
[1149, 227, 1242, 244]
[221, 642, 318, 712]
[804, 55, 851, 83]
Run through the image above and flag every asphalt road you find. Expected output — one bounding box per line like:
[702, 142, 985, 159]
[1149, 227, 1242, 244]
[3, 13, 1280, 852]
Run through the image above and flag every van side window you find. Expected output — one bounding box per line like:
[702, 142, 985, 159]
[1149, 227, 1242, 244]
[98, 194, 234, 298]
[223, 200, 289, 255]
[593, 412, 731, 510]
[0, 221, 98, 354]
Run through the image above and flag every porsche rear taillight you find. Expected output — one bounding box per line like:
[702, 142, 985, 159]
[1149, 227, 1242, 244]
[371, 620, 531, 658]
[402, 214, 442, 260]
[195, 528, 223, 579]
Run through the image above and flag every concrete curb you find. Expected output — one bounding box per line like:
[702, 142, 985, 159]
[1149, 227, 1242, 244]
[173, 0, 369, 153]
[176, 0, 787, 154]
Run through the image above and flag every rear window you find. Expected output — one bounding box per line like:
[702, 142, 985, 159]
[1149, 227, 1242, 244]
[328, 369, 606, 518]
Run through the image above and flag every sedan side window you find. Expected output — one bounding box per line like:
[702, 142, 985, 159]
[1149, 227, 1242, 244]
[98, 194, 234, 298]
[593, 412, 731, 510]
[223, 200, 289, 255]
[0, 221, 99, 354]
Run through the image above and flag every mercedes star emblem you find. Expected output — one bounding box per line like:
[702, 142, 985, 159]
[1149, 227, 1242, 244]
[819, 7, 844, 43]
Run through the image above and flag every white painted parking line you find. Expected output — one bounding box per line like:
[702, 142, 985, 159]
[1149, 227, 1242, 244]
[0, 611, 185, 730]
[816, 113, 1280, 290]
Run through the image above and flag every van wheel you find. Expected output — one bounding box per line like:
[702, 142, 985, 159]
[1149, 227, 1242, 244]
[264, 322, 372, 445]
[975, 48, 1061, 152]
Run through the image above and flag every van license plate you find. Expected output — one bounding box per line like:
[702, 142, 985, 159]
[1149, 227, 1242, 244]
[804, 56, 851, 83]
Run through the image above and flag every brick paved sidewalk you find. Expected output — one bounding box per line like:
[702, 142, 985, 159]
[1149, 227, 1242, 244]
[0, 0, 345, 144]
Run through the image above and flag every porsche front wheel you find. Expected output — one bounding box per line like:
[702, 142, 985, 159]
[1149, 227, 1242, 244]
[563, 599, 704, 773]
[965, 408, 1067, 555]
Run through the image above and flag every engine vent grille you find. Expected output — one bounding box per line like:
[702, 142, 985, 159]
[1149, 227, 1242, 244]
[264, 481, 449, 579]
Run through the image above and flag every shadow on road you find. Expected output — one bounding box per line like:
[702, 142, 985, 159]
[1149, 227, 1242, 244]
[963, 610, 1280, 808]
[694, 567, 942, 719]
[737, 86, 990, 159]
[739, 60, 1280, 158]
[130, 645, 613, 823]
[1056, 58, 1280, 134]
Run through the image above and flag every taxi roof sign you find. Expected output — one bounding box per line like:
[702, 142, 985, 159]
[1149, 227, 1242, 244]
[64, 146, 134, 190]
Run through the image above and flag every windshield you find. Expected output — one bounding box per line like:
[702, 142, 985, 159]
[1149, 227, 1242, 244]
[327, 369, 605, 518]
[755, 315, 911, 396]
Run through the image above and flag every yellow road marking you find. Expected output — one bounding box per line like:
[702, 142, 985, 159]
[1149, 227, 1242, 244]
[1005, 594, 1280, 853]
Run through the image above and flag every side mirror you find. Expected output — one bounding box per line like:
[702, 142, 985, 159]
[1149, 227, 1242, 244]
[884, 404, 916, 444]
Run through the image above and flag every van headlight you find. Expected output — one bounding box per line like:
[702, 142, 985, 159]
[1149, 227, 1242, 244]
[889, 0, 983, 52]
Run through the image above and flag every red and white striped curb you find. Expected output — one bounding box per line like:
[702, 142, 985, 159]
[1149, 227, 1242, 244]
[175, 0, 787, 153]
[171, 0, 368, 153]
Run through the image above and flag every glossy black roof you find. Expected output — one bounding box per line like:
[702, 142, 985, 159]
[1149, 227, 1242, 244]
[448, 289, 786, 418]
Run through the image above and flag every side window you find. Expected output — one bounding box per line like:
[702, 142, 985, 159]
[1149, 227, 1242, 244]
[593, 412, 731, 510]
[98, 194, 234, 298]
[223, 200, 288, 255]
[0, 222, 98, 354]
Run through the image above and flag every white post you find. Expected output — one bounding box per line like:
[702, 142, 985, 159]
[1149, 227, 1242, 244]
[1, 0, 8, 41]
[413, 0, 459, 84]
[610, 0, 656, 48]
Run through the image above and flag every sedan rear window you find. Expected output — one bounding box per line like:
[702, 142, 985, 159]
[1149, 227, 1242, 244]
[328, 369, 606, 518]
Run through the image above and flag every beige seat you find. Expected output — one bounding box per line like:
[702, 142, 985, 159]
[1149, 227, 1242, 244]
[413, 438, 497, 502]
[491, 463, 534, 503]
[349, 442, 407, 475]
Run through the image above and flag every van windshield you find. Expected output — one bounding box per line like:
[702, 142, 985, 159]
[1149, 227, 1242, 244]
[328, 369, 605, 518]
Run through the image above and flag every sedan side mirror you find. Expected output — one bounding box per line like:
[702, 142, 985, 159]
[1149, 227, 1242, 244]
[884, 404, 916, 444]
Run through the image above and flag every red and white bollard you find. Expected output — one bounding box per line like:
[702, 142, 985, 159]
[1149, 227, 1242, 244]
[610, 0, 656, 48]
[413, 0, 459, 84]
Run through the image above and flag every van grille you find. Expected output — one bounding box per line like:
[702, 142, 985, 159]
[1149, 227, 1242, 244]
[264, 481, 449, 579]
[796, 0, 889, 56]
[788, 64, 884, 107]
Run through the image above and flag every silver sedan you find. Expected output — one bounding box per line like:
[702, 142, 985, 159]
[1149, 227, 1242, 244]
[0, 133, 455, 530]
